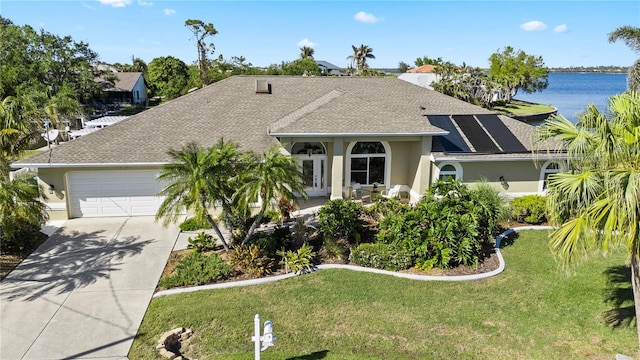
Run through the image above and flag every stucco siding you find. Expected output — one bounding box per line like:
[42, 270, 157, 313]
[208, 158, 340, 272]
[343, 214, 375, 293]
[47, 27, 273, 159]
[461, 161, 541, 194]
[389, 141, 411, 186]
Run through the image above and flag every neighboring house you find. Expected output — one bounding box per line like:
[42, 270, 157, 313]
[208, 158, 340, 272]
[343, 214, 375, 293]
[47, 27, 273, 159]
[398, 64, 440, 90]
[12, 76, 563, 220]
[316, 60, 345, 76]
[100, 72, 148, 106]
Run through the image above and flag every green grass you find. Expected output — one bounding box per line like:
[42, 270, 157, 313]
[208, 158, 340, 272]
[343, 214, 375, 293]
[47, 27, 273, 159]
[130, 231, 638, 359]
[492, 99, 556, 116]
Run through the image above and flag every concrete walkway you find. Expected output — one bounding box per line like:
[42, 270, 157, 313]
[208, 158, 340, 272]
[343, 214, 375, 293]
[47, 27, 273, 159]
[0, 217, 180, 360]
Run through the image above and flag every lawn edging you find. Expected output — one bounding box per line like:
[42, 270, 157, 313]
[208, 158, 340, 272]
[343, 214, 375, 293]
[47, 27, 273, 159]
[153, 226, 555, 298]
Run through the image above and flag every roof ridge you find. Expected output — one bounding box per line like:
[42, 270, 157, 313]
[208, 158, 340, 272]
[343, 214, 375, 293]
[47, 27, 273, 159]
[268, 88, 346, 133]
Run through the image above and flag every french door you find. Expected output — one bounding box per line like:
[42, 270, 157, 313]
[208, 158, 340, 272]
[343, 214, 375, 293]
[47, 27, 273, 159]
[299, 155, 327, 197]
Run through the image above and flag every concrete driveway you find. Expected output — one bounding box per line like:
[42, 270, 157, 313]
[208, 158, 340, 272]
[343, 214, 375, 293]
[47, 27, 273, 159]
[0, 216, 180, 360]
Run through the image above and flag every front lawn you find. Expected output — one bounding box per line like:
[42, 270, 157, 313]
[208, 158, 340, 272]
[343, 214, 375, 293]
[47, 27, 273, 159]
[130, 230, 638, 359]
[492, 99, 556, 116]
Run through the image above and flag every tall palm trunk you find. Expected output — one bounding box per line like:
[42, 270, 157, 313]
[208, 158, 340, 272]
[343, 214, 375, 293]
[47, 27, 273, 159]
[241, 208, 265, 245]
[631, 255, 640, 347]
[200, 198, 230, 252]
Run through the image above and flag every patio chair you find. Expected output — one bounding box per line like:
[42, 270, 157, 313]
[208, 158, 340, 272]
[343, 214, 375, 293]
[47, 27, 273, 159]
[349, 183, 371, 203]
[380, 184, 409, 202]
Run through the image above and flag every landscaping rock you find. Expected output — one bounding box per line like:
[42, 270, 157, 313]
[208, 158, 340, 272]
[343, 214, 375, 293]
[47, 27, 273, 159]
[157, 327, 194, 360]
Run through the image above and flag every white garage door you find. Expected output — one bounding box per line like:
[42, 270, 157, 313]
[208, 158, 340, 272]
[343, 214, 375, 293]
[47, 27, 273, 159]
[68, 170, 166, 218]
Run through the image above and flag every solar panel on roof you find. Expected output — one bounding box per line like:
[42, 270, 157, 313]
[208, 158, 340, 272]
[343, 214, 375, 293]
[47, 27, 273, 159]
[451, 115, 500, 153]
[475, 114, 528, 153]
[426, 115, 471, 152]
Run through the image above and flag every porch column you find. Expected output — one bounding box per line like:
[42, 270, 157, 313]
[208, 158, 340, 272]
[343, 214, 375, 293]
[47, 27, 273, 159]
[330, 137, 344, 199]
[412, 136, 433, 198]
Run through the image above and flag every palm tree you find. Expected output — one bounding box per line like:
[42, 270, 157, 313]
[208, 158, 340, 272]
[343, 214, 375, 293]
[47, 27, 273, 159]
[235, 146, 308, 245]
[0, 170, 49, 245]
[346, 45, 360, 72]
[300, 46, 314, 59]
[346, 44, 375, 74]
[156, 141, 241, 252]
[534, 91, 640, 345]
[608, 25, 640, 91]
[356, 44, 375, 72]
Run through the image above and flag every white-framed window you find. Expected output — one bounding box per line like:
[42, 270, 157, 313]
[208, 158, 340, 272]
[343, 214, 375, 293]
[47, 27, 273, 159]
[346, 141, 390, 186]
[539, 160, 564, 192]
[437, 162, 463, 181]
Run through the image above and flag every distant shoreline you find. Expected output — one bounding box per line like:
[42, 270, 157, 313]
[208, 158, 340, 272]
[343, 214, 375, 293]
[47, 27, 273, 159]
[376, 67, 629, 75]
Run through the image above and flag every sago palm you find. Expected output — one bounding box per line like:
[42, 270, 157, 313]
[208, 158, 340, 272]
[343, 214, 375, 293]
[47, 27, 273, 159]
[235, 146, 307, 245]
[534, 90, 640, 345]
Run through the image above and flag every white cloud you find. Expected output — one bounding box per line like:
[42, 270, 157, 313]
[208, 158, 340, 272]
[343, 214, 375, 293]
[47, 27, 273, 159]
[138, 0, 153, 6]
[354, 11, 382, 24]
[554, 24, 568, 33]
[164, 8, 176, 15]
[520, 20, 547, 31]
[98, 0, 132, 8]
[297, 38, 316, 48]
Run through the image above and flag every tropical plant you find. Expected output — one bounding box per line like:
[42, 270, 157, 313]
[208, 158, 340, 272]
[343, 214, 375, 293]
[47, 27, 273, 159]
[155, 141, 238, 251]
[158, 251, 230, 288]
[228, 244, 275, 277]
[509, 195, 547, 224]
[0, 171, 49, 253]
[277, 243, 316, 274]
[346, 44, 375, 74]
[350, 242, 413, 271]
[534, 90, 640, 346]
[179, 216, 213, 232]
[235, 145, 307, 245]
[317, 199, 365, 244]
[319, 235, 350, 263]
[488, 46, 548, 103]
[187, 231, 217, 252]
[608, 25, 640, 91]
[299, 46, 314, 59]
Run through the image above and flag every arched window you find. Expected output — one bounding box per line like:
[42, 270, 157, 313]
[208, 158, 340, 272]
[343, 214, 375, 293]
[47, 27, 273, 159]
[349, 142, 386, 185]
[540, 161, 563, 192]
[437, 162, 462, 181]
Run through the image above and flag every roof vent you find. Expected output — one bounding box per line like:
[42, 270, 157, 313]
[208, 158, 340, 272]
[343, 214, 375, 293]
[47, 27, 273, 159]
[255, 79, 271, 94]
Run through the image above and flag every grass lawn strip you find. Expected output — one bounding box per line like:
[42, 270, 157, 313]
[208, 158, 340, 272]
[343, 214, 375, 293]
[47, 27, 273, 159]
[131, 229, 638, 359]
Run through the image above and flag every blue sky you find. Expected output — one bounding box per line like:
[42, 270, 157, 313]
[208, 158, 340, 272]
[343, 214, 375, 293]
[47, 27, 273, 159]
[1, 0, 638, 69]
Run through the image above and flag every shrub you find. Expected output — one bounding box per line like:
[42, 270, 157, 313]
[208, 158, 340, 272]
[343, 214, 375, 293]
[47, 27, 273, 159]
[350, 243, 413, 271]
[510, 195, 547, 224]
[228, 244, 275, 277]
[179, 217, 212, 232]
[187, 232, 217, 252]
[277, 243, 316, 274]
[262, 209, 281, 224]
[248, 225, 291, 257]
[0, 218, 43, 255]
[158, 251, 230, 288]
[317, 199, 364, 244]
[470, 180, 509, 238]
[319, 235, 350, 263]
[416, 180, 483, 268]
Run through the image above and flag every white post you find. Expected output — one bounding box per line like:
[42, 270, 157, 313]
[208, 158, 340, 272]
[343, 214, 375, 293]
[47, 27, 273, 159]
[253, 314, 261, 360]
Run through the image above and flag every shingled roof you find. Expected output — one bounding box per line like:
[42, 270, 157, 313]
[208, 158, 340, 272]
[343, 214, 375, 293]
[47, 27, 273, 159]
[104, 72, 144, 92]
[14, 76, 538, 167]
